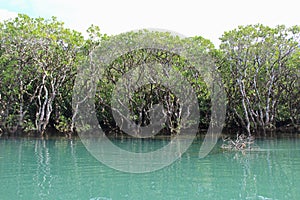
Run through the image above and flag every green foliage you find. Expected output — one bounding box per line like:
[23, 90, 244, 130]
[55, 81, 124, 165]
[89, 31, 213, 135]
[0, 14, 299, 136]
[0, 14, 101, 135]
[218, 24, 300, 133]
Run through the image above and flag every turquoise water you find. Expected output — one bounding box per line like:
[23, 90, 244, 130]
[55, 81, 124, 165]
[1, 137, 300, 200]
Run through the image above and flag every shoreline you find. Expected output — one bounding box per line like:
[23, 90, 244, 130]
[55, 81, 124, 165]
[1, 128, 299, 140]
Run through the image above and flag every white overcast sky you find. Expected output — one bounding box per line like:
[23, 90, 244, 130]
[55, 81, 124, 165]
[0, 0, 299, 46]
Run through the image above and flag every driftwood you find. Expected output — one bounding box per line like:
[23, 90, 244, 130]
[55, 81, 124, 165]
[221, 134, 258, 151]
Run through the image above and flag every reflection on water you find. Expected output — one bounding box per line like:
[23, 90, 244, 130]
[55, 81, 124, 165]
[0, 137, 299, 199]
[33, 140, 52, 199]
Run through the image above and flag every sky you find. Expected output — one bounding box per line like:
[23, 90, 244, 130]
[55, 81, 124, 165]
[0, 0, 299, 46]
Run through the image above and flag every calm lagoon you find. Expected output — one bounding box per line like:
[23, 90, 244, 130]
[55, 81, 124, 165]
[1, 136, 300, 200]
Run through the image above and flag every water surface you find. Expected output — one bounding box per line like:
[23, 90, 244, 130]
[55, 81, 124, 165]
[0, 136, 300, 200]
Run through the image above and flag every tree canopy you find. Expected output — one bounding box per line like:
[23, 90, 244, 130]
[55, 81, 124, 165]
[218, 24, 300, 134]
[0, 15, 299, 137]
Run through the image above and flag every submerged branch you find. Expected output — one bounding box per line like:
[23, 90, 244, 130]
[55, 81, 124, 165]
[221, 133, 259, 151]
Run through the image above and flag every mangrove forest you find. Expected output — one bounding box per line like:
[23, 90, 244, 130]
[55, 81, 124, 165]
[0, 14, 299, 137]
